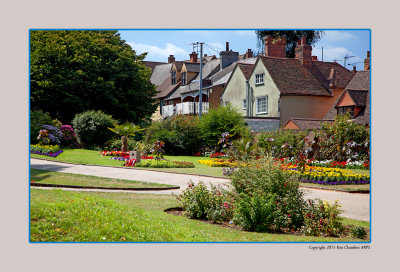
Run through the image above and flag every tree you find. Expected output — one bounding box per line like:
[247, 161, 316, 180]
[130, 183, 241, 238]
[108, 122, 144, 152]
[30, 30, 157, 124]
[255, 30, 324, 58]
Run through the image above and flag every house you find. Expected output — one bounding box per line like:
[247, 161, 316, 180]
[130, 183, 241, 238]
[324, 52, 370, 125]
[282, 118, 334, 130]
[221, 36, 355, 131]
[151, 42, 256, 119]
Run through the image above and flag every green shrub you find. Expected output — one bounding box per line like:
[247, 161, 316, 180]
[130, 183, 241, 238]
[199, 105, 248, 149]
[206, 184, 234, 223]
[229, 157, 305, 230]
[176, 181, 210, 219]
[257, 129, 308, 158]
[72, 110, 117, 149]
[227, 132, 261, 161]
[233, 192, 277, 232]
[135, 159, 194, 168]
[104, 138, 136, 151]
[301, 199, 344, 237]
[350, 226, 367, 239]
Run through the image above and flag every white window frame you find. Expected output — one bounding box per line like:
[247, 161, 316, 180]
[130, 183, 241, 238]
[242, 99, 247, 110]
[255, 73, 264, 85]
[256, 96, 268, 114]
[182, 72, 187, 85]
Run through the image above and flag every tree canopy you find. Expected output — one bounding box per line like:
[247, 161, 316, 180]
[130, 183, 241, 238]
[255, 30, 324, 58]
[30, 30, 157, 124]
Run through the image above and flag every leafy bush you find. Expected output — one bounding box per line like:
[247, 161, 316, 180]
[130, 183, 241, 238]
[314, 114, 370, 161]
[199, 105, 248, 149]
[60, 125, 79, 147]
[176, 181, 233, 222]
[37, 125, 63, 145]
[144, 115, 203, 155]
[257, 129, 308, 158]
[230, 157, 305, 230]
[108, 123, 144, 152]
[301, 199, 344, 237]
[350, 226, 367, 239]
[72, 110, 117, 149]
[227, 132, 261, 161]
[233, 192, 277, 232]
[104, 138, 136, 151]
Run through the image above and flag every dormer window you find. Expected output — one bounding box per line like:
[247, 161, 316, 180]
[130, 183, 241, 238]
[255, 73, 264, 85]
[171, 71, 176, 85]
[337, 106, 355, 118]
[182, 72, 187, 85]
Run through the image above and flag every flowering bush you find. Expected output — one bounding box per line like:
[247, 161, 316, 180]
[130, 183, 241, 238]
[135, 159, 194, 168]
[301, 199, 344, 237]
[210, 152, 226, 158]
[37, 125, 63, 145]
[101, 150, 130, 157]
[60, 125, 78, 147]
[151, 140, 165, 159]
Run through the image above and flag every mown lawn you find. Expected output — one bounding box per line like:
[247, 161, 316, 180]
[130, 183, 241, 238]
[31, 148, 370, 191]
[30, 188, 369, 242]
[30, 168, 175, 189]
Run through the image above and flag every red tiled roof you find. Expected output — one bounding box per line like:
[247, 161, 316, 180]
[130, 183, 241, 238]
[237, 63, 254, 80]
[284, 118, 335, 130]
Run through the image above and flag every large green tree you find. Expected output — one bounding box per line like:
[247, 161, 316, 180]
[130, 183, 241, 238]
[30, 30, 157, 124]
[255, 30, 324, 58]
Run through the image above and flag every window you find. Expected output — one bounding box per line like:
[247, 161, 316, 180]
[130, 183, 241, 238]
[256, 96, 268, 114]
[255, 73, 264, 85]
[171, 71, 176, 85]
[182, 72, 187, 85]
[242, 99, 247, 110]
[337, 106, 355, 118]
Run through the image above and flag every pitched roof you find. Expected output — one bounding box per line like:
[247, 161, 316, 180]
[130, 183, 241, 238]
[258, 56, 355, 96]
[237, 63, 254, 80]
[345, 70, 370, 91]
[150, 63, 172, 87]
[184, 62, 201, 73]
[284, 118, 335, 130]
[154, 76, 181, 99]
[143, 61, 167, 71]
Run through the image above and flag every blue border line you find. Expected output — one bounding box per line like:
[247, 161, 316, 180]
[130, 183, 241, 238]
[29, 28, 372, 244]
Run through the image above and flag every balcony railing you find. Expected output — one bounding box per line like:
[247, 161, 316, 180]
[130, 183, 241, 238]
[162, 102, 209, 118]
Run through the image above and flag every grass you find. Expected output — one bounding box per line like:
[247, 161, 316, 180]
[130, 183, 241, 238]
[30, 188, 369, 242]
[31, 148, 370, 191]
[30, 168, 175, 189]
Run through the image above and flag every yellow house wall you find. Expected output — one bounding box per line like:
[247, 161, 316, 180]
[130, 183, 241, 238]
[248, 61, 280, 117]
[221, 66, 247, 115]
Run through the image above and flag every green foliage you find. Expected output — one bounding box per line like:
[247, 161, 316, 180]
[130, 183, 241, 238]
[198, 105, 248, 149]
[350, 225, 367, 239]
[108, 123, 144, 138]
[176, 181, 233, 222]
[144, 115, 203, 155]
[257, 129, 308, 158]
[30, 30, 157, 124]
[255, 30, 324, 58]
[72, 110, 117, 149]
[227, 132, 261, 161]
[230, 157, 305, 230]
[104, 138, 136, 151]
[315, 114, 370, 161]
[233, 193, 277, 232]
[30, 110, 60, 144]
[301, 199, 344, 237]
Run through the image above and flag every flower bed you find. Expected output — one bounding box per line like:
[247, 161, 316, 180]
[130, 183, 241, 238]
[283, 164, 370, 185]
[101, 151, 154, 161]
[135, 159, 194, 168]
[198, 159, 237, 167]
[280, 158, 369, 170]
[30, 144, 63, 157]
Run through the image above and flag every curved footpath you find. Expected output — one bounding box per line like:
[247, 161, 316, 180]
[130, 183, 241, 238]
[30, 158, 370, 221]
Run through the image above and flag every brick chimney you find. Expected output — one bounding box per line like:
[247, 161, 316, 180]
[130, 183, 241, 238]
[189, 52, 198, 63]
[168, 55, 175, 63]
[220, 42, 239, 69]
[245, 49, 253, 58]
[364, 51, 370, 71]
[264, 36, 286, 58]
[312, 56, 318, 61]
[353, 66, 357, 73]
[295, 36, 312, 66]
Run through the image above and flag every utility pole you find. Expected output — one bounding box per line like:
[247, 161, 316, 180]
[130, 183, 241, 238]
[198, 42, 204, 118]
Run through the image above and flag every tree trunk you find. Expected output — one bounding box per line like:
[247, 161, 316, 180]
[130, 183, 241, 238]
[121, 136, 128, 152]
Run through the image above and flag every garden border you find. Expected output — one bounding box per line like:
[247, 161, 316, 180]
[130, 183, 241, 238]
[30, 157, 369, 194]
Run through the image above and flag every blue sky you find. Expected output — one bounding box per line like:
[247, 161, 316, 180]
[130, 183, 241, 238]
[118, 29, 370, 71]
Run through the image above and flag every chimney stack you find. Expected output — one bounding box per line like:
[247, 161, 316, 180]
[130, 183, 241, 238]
[295, 36, 312, 66]
[264, 36, 286, 58]
[168, 55, 175, 63]
[245, 49, 253, 58]
[364, 51, 370, 71]
[220, 42, 239, 69]
[312, 56, 318, 61]
[189, 52, 198, 63]
[353, 66, 357, 73]
[226, 42, 230, 51]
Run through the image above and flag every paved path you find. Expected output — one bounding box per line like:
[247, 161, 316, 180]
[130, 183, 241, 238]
[30, 158, 370, 221]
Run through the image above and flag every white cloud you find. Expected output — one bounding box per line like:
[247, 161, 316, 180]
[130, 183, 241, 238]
[128, 42, 189, 60]
[235, 30, 254, 37]
[312, 46, 363, 66]
[323, 30, 358, 41]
